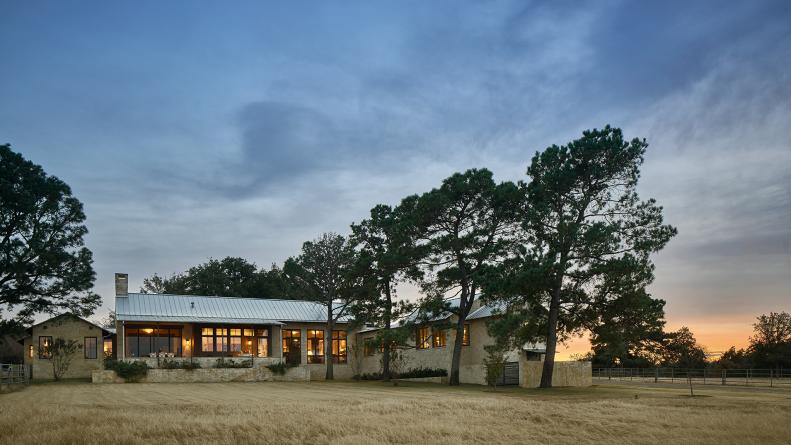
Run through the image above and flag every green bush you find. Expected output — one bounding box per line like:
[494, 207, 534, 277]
[397, 367, 447, 379]
[266, 362, 296, 375]
[214, 358, 252, 368]
[160, 359, 202, 370]
[105, 360, 149, 382]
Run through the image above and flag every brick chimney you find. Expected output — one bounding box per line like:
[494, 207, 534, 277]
[115, 273, 128, 296]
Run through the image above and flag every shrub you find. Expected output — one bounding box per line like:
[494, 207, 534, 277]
[397, 367, 448, 379]
[266, 362, 296, 375]
[215, 358, 252, 368]
[105, 360, 149, 382]
[160, 359, 201, 370]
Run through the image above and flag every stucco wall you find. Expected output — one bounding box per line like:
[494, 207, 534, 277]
[519, 359, 592, 388]
[23, 315, 106, 381]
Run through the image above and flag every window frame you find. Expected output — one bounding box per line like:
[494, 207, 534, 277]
[416, 326, 430, 350]
[124, 326, 182, 357]
[462, 324, 470, 346]
[307, 329, 325, 364]
[332, 330, 347, 364]
[432, 327, 446, 348]
[38, 336, 53, 359]
[84, 336, 98, 359]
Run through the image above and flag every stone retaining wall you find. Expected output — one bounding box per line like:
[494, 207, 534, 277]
[92, 364, 310, 383]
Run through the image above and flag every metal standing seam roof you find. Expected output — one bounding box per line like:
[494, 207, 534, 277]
[115, 293, 352, 324]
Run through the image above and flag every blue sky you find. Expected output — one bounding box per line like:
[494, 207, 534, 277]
[2, 1, 790, 352]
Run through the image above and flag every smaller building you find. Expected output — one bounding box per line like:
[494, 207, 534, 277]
[21, 313, 115, 381]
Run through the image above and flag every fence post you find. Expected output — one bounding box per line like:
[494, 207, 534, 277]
[654, 368, 658, 383]
[721, 369, 726, 385]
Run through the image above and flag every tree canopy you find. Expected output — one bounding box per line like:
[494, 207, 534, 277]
[0, 144, 99, 326]
[141, 257, 305, 299]
[483, 126, 677, 387]
[284, 232, 365, 379]
[405, 168, 522, 385]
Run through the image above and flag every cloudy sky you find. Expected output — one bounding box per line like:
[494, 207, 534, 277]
[2, 1, 789, 357]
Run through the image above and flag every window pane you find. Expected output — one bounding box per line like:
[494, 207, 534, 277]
[201, 336, 214, 352]
[156, 336, 170, 353]
[216, 328, 228, 336]
[170, 337, 181, 356]
[217, 336, 228, 352]
[463, 324, 470, 346]
[230, 336, 242, 352]
[257, 338, 268, 357]
[255, 328, 268, 337]
[39, 336, 52, 359]
[201, 328, 213, 336]
[243, 329, 254, 337]
[84, 337, 97, 359]
[230, 329, 241, 336]
[139, 336, 151, 356]
[127, 336, 139, 357]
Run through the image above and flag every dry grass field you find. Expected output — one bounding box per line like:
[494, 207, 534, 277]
[1, 380, 790, 444]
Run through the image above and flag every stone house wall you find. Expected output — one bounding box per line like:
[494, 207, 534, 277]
[22, 315, 106, 381]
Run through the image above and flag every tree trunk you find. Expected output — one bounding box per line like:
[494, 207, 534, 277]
[325, 302, 334, 380]
[449, 313, 465, 385]
[540, 283, 562, 388]
[382, 283, 392, 381]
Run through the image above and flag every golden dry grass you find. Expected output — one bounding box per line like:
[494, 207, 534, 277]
[1, 380, 790, 444]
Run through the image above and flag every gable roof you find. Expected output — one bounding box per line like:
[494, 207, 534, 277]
[116, 293, 351, 324]
[23, 313, 112, 337]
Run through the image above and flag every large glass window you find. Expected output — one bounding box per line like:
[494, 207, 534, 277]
[199, 326, 270, 357]
[417, 327, 430, 349]
[125, 326, 182, 357]
[230, 329, 242, 353]
[256, 329, 269, 357]
[462, 324, 470, 346]
[282, 329, 301, 365]
[307, 330, 325, 364]
[332, 330, 347, 364]
[432, 328, 446, 348]
[84, 337, 97, 359]
[38, 336, 52, 359]
[103, 339, 113, 358]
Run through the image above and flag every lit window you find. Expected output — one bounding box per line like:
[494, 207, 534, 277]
[462, 324, 470, 346]
[256, 328, 269, 358]
[230, 329, 242, 353]
[332, 330, 347, 364]
[432, 328, 446, 348]
[201, 328, 214, 352]
[84, 337, 98, 359]
[417, 327, 430, 349]
[28, 345, 34, 359]
[103, 339, 113, 358]
[282, 329, 301, 365]
[38, 336, 53, 359]
[307, 330, 324, 364]
[126, 326, 182, 357]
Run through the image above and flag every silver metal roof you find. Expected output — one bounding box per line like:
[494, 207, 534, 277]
[467, 301, 505, 320]
[116, 293, 350, 324]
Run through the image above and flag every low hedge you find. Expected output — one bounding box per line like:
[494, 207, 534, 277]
[105, 360, 149, 382]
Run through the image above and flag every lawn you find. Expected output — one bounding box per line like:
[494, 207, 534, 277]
[1, 380, 790, 444]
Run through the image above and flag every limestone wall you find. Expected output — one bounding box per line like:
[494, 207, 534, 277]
[23, 315, 106, 381]
[355, 317, 517, 385]
[519, 359, 592, 388]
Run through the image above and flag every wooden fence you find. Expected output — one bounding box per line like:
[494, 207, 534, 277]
[593, 367, 791, 388]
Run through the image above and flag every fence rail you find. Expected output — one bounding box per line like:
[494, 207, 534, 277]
[0, 364, 31, 391]
[593, 367, 791, 388]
